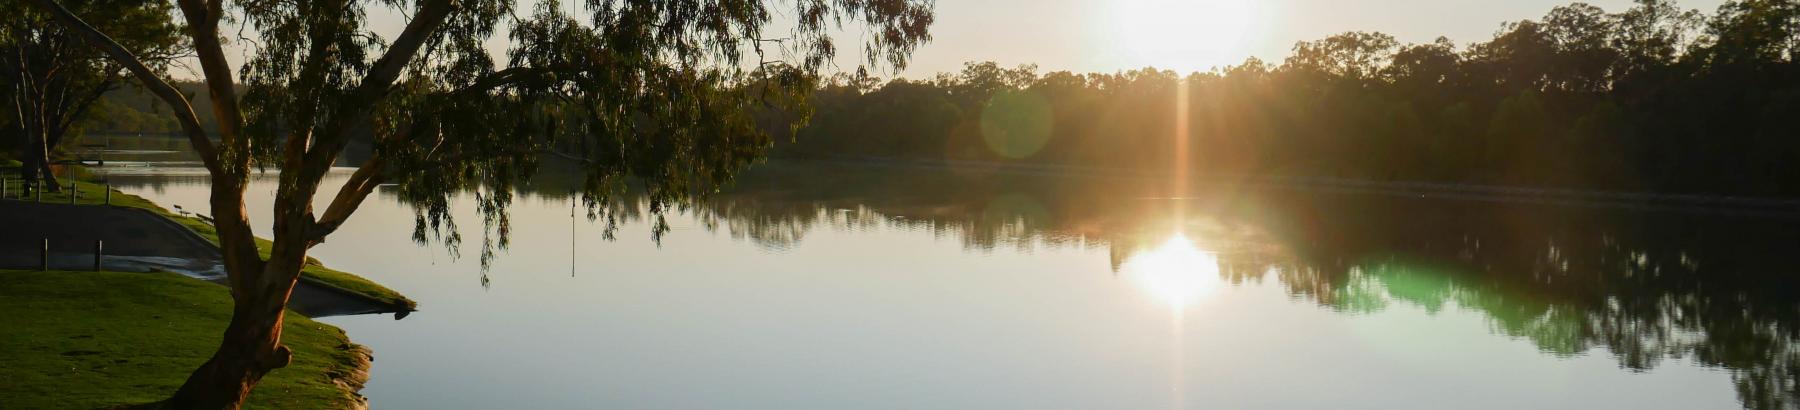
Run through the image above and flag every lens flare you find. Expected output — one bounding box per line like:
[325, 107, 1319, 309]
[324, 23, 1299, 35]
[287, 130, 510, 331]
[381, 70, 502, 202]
[979, 90, 1054, 159]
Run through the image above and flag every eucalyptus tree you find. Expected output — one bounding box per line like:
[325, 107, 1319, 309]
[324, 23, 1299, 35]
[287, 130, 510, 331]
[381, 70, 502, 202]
[1, 0, 181, 192]
[1284, 31, 1400, 83]
[26, 0, 932, 407]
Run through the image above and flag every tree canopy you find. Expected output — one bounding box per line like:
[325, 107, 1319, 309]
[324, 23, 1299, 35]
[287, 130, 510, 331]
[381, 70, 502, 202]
[1, 0, 182, 189]
[783, 0, 1800, 198]
[28, 0, 934, 406]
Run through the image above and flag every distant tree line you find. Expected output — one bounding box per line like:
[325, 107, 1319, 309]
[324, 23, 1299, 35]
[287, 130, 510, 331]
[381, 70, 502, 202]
[779, 0, 1800, 197]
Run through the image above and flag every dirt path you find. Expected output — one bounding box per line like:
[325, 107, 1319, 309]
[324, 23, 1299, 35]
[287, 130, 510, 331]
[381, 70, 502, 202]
[0, 200, 405, 318]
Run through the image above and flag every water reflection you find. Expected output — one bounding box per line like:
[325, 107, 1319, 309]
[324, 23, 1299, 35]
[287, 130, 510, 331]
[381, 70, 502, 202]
[1121, 234, 1221, 309]
[688, 163, 1800, 409]
[106, 161, 1800, 408]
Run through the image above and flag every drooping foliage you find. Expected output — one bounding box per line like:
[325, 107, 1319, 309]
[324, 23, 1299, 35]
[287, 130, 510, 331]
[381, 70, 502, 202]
[215, 0, 932, 266]
[28, 0, 934, 404]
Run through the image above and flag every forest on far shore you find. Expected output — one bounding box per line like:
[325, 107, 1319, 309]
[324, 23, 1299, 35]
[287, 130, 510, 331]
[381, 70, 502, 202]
[783, 0, 1800, 197]
[58, 0, 1800, 197]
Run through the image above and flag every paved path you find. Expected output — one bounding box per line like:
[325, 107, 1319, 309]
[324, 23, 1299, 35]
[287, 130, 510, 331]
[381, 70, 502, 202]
[0, 200, 405, 318]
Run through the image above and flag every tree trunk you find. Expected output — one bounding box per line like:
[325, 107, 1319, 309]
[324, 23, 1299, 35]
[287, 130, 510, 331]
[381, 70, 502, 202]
[164, 174, 302, 409]
[18, 132, 61, 192]
[164, 268, 298, 409]
[18, 142, 39, 192]
[37, 157, 60, 192]
[39, 117, 68, 192]
[18, 110, 64, 192]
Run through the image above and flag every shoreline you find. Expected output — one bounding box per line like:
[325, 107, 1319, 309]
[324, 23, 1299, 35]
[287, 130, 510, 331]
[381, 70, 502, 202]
[0, 179, 405, 408]
[0, 270, 377, 408]
[0, 177, 416, 313]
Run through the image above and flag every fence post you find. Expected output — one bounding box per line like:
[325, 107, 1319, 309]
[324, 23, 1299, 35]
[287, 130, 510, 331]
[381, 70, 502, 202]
[40, 238, 49, 271]
[105, 182, 111, 205]
[93, 240, 103, 272]
[70, 182, 78, 205]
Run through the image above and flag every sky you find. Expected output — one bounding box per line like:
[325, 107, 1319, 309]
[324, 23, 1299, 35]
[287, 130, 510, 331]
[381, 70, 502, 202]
[220, 0, 1732, 81]
[893, 0, 1730, 76]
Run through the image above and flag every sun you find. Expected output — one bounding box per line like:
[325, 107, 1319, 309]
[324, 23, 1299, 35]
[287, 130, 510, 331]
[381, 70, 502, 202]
[1122, 233, 1223, 309]
[1109, 0, 1258, 73]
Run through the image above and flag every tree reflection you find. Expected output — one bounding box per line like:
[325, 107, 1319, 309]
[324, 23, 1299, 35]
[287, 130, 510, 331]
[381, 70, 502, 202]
[516, 162, 1800, 409]
[117, 162, 1800, 408]
[1249, 198, 1800, 410]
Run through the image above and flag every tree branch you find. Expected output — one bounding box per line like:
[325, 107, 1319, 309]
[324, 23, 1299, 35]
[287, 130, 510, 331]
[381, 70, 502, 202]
[284, 0, 458, 247]
[308, 150, 387, 245]
[302, 0, 456, 167]
[281, 0, 350, 175]
[24, 0, 219, 172]
[174, 0, 244, 172]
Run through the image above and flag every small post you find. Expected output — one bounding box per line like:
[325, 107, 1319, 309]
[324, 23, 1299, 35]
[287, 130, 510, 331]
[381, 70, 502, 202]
[2, 178, 8, 199]
[40, 238, 49, 271]
[35, 183, 42, 202]
[104, 182, 111, 205]
[93, 240, 103, 272]
[70, 182, 78, 205]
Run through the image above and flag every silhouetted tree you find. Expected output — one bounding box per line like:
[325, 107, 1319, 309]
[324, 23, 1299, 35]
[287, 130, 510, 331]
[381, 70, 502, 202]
[26, 0, 932, 406]
[1, 0, 180, 191]
[781, 0, 1800, 198]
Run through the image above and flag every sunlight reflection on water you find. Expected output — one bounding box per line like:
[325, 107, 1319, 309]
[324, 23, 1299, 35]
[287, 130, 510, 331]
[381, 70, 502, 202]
[103, 165, 1767, 409]
[1121, 233, 1221, 310]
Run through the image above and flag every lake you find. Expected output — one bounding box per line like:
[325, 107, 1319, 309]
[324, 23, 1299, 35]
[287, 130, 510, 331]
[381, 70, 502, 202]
[109, 161, 1800, 409]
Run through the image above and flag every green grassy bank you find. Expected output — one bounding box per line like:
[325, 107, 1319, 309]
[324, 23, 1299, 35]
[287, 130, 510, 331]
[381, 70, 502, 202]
[0, 270, 369, 409]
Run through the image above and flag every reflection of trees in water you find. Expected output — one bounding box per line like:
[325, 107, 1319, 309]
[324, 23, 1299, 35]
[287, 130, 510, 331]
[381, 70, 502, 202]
[521, 161, 1134, 252]
[115, 164, 1800, 408]
[1142, 196, 1800, 410]
[106, 173, 207, 199]
[534, 164, 1800, 409]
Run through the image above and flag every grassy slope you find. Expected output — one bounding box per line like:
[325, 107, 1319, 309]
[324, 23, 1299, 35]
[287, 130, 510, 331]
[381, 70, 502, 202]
[16, 177, 414, 309]
[0, 270, 367, 409]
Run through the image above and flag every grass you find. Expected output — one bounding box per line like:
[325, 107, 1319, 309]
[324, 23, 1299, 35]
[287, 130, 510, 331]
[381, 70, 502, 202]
[8, 177, 415, 310]
[0, 270, 368, 409]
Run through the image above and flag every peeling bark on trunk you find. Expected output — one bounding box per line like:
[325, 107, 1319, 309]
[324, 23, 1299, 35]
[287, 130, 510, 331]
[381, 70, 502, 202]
[165, 270, 298, 409]
[166, 175, 305, 409]
[22, 1, 456, 407]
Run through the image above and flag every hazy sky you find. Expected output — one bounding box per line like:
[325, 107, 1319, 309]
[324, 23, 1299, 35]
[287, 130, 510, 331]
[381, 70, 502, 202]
[220, 0, 1731, 80]
[894, 0, 1730, 76]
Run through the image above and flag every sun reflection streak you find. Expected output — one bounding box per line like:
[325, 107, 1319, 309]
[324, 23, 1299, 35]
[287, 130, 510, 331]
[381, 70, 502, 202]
[1173, 78, 1191, 225]
[1120, 233, 1220, 409]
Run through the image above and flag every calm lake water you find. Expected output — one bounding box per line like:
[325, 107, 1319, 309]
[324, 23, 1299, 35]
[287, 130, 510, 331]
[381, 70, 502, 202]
[109, 162, 1800, 409]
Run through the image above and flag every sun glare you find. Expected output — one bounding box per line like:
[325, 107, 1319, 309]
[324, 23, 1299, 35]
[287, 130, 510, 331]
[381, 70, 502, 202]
[1111, 0, 1257, 73]
[1122, 233, 1223, 309]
